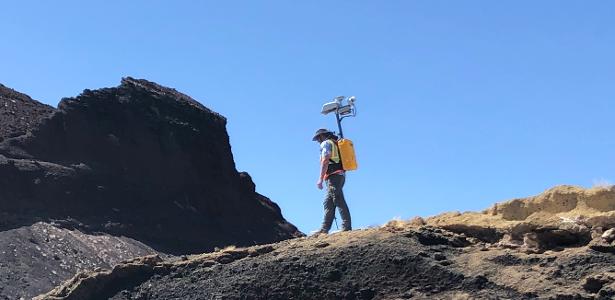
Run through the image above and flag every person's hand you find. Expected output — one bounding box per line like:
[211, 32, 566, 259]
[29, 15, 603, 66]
[317, 179, 323, 190]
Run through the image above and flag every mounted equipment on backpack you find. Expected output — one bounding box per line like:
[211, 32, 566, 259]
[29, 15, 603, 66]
[320, 96, 358, 171]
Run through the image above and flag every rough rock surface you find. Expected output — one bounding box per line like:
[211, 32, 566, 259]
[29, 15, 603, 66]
[426, 185, 615, 251]
[0, 79, 302, 299]
[0, 222, 158, 299]
[37, 185, 615, 300]
[0, 83, 55, 141]
[36, 227, 523, 300]
[36, 225, 615, 300]
[0, 78, 301, 254]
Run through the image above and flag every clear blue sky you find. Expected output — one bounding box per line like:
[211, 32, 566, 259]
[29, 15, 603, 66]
[1, 1, 614, 233]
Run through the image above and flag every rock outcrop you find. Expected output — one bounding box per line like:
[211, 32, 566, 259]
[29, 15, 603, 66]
[36, 185, 615, 299]
[0, 78, 302, 299]
[37, 227, 526, 300]
[0, 78, 301, 253]
[426, 185, 615, 252]
[0, 83, 55, 141]
[37, 224, 615, 300]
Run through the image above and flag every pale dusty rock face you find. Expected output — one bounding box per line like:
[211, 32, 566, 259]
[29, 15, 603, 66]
[592, 227, 605, 239]
[522, 232, 539, 248]
[602, 228, 615, 242]
[423, 185, 615, 251]
[429, 185, 615, 228]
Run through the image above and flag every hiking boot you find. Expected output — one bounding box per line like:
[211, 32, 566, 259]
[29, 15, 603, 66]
[310, 231, 328, 238]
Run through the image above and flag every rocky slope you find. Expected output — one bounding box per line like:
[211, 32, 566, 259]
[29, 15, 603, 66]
[0, 79, 301, 299]
[0, 83, 55, 141]
[0, 222, 158, 299]
[37, 185, 615, 299]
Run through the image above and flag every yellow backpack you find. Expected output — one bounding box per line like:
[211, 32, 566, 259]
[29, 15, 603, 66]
[337, 138, 358, 171]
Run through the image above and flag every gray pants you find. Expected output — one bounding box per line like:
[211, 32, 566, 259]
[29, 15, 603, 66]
[319, 174, 352, 233]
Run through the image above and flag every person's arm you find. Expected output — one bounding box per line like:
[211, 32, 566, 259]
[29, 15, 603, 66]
[317, 153, 331, 189]
[317, 141, 332, 189]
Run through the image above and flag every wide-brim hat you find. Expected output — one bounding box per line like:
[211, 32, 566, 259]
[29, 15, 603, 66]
[312, 128, 332, 141]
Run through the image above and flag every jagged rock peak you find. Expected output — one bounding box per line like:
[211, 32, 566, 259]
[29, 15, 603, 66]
[57, 77, 226, 123]
[0, 79, 302, 299]
[0, 78, 302, 254]
[120, 77, 212, 112]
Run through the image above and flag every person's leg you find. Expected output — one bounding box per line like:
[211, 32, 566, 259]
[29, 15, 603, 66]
[333, 175, 352, 231]
[318, 178, 336, 233]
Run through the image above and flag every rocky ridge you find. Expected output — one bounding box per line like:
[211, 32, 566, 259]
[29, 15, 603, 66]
[37, 185, 615, 299]
[0, 78, 301, 253]
[0, 79, 302, 299]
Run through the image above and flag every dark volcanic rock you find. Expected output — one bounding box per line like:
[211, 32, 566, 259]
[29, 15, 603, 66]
[35, 185, 615, 299]
[0, 222, 157, 299]
[36, 228, 528, 300]
[0, 83, 55, 141]
[0, 78, 302, 298]
[38, 226, 615, 300]
[0, 78, 301, 255]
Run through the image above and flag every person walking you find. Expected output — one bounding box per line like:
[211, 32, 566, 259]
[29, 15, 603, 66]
[312, 128, 352, 234]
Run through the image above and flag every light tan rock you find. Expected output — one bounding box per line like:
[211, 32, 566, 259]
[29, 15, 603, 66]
[602, 228, 615, 242]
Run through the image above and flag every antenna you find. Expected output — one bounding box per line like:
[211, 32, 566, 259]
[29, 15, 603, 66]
[320, 96, 357, 138]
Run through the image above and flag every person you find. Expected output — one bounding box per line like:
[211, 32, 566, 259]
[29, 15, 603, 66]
[312, 128, 352, 234]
